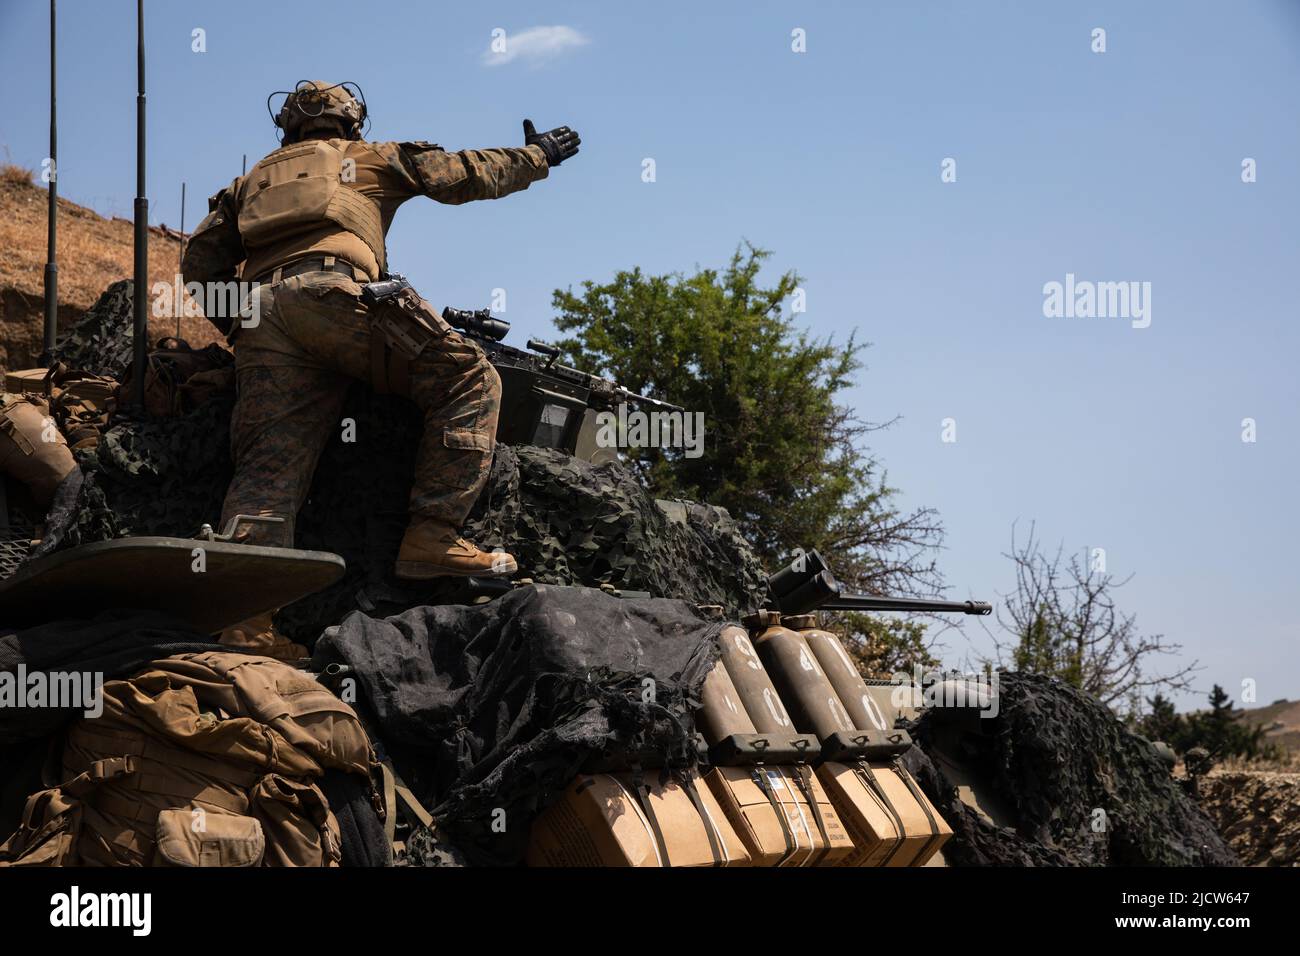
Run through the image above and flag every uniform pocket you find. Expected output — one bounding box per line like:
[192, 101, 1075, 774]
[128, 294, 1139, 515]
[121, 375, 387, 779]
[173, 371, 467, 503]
[443, 429, 493, 452]
[298, 271, 366, 303]
[154, 809, 265, 867]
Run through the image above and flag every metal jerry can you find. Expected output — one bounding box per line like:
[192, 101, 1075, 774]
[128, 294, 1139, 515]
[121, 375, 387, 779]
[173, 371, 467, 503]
[746, 611, 854, 740]
[696, 655, 758, 744]
[714, 623, 795, 735]
[787, 614, 896, 733]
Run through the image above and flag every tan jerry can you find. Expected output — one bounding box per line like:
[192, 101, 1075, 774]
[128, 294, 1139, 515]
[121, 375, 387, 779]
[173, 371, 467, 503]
[696, 656, 759, 744]
[715, 623, 797, 735]
[752, 618, 856, 739]
[816, 760, 951, 867]
[705, 764, 854, 867]
[798, 622, 899, 733]
[526, 767, 750, 867]
[785, 617, 920, 727]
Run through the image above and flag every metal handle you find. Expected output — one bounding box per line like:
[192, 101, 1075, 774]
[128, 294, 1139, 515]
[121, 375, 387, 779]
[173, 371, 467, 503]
[197, 513, 286, 542]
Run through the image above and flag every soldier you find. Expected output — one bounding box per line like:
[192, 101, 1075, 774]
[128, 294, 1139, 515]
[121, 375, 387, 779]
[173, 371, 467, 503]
[182, 81, 579, 581]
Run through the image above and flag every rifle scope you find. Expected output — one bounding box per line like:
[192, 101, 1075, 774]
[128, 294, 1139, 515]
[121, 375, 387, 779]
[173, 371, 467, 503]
[442, 307, 511, 342]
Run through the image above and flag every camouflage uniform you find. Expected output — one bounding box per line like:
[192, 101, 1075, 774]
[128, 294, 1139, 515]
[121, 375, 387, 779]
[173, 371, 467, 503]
[0, 393, 76, 507]
[222, 272, 501, 544]
[183, 137, 549, 546]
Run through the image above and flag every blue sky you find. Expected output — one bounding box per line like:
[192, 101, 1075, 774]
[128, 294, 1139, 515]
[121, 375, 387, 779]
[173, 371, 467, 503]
[3, 1, 1297, 709]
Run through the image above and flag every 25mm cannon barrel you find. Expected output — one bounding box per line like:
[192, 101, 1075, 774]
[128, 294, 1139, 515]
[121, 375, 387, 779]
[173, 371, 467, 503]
[767, 548, 991, 616]
[819, 593, 991, 615]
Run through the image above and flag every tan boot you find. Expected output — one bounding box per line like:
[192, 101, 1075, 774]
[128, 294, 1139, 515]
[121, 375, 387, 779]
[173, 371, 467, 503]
[218, 611, 310, 662]
[395, 518, 518, 580]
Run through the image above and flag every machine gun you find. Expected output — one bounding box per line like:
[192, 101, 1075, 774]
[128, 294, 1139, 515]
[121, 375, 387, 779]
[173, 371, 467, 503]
[442, 306, 682, 414]
[441, 304, 682, 462]
[764, 548, 991, 617]
[361, 275, 680, 462]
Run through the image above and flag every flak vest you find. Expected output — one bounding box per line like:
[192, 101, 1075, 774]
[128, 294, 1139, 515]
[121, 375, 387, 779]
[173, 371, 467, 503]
[236, 140, 388, 275]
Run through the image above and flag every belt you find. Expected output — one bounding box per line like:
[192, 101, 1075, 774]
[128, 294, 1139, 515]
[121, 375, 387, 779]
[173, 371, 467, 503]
[253, 255, 365, 286]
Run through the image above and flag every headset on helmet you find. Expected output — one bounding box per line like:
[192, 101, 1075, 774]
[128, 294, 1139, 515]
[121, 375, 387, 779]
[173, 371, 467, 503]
[266, 81, 370, 144]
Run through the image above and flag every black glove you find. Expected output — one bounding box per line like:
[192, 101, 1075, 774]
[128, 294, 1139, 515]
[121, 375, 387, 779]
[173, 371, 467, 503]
[523, 118, 580, 167]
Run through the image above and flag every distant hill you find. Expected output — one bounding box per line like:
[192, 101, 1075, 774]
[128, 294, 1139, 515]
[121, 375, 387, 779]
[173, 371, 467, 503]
[1240, 698, 1300, 756]
[0, 163, 221, 372]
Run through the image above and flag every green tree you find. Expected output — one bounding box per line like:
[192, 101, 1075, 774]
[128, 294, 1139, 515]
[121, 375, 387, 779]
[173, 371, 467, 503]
[552, 244, 946, 671]
[835, 613, 938, 678]
[1012, 607, 1083, 687]
[1135, 687, 1277, 763]
[1134, 693, 1192, 750]
[1186, 685, 1270, 761]
[990, 523, 1198, 708]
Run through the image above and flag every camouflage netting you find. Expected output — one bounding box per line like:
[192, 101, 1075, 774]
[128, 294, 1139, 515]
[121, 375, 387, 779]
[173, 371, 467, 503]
[901, 672, 1237, 866]
[466, 447, 767, 606]
[280, 387, 767, 638]
[48, 279, 137, 378]
[37, 297, 766, 640]
[46, 396, 234, 549]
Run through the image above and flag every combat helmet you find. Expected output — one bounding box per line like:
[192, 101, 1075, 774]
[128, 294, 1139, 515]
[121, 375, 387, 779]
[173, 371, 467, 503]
[269, 80, 368, 144]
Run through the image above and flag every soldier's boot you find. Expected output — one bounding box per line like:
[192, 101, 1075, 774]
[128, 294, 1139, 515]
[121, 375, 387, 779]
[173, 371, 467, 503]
[218, 611, 310, 662]
[394, 518, 518, 579]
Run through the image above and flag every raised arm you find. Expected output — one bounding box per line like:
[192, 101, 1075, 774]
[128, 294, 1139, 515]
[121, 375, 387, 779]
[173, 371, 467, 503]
[396, 119, 580, 206]
[399, 143, 549, 205]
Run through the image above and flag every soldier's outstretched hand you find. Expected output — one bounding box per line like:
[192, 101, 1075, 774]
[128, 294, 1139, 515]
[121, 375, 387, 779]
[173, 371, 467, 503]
[523, 118, 580, 167]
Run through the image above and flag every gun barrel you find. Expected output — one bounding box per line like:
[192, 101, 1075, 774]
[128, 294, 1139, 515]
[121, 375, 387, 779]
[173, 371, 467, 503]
[766, 547, 991, 615]
[618, 389, 684, 413]
[820, 594, 992, 615]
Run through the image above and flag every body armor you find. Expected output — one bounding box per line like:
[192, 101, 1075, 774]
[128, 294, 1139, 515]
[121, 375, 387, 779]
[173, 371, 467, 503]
[235, 139, 387, 275]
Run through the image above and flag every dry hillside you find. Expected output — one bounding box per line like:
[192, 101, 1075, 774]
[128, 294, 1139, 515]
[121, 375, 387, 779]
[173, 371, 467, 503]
[1199, 770, 1300, 866]
[0, 163, 221, 372]
[1240, 697, 1300, 757]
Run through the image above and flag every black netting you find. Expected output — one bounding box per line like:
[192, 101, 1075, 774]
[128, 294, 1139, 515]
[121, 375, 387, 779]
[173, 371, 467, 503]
[313, 585, 719, 865]
[49, 279, 137, 378]
[902, 672, 1236, 866]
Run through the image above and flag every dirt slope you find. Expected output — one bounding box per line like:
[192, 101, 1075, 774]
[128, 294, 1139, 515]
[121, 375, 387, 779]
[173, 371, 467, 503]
[1240, 698, 1300, 756]
[1198, 770, 1300, 866]
[0, 164, 221, 372]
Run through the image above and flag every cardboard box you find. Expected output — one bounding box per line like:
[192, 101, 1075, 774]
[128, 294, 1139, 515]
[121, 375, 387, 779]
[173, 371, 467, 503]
[705, 764, 855, 867]
[526, 768, 751, 867]
[816, 760, 952, 867]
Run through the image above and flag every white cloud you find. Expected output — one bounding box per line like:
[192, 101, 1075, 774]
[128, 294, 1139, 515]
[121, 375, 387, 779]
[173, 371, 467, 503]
[482, 26, 590, 67]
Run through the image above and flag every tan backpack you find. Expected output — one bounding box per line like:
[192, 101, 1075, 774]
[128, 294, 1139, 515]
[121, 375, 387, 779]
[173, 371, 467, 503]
[0, 393, 76, 507]
[0, 651, 377, 867]
[119, 338, 236, 419]
[44, 364, 119, 452]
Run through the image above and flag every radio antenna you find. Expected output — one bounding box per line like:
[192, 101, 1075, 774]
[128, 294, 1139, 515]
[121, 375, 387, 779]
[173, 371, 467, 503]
[176, 181, 185, 338]
[131, 0, 149, 407]
[41, 0, 58, 362]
